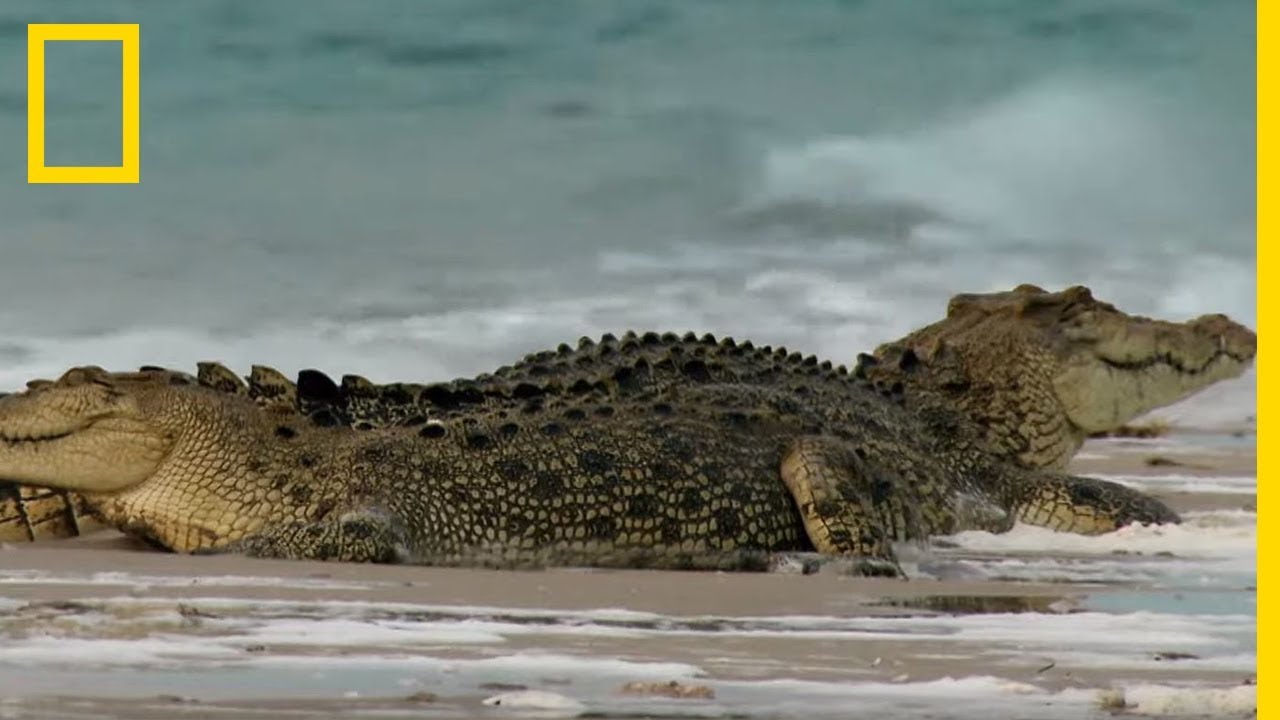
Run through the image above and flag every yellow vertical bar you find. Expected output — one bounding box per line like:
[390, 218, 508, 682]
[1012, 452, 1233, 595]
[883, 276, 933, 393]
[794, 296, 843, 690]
[120, 24, 139, 182]
[26, 27, 47, 182]
[1258, 0, 1270, 714]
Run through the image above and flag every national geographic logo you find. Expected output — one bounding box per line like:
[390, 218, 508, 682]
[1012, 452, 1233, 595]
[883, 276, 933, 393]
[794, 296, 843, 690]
[26, 24, 139, 184]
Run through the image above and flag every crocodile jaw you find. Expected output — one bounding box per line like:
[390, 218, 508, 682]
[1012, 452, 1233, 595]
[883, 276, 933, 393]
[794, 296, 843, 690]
[0, 368, 172, 492]
[1055, 312, 1256, 433]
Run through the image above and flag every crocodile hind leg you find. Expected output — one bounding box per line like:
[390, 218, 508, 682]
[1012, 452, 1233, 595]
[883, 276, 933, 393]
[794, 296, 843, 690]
[780, 436, 953, 577]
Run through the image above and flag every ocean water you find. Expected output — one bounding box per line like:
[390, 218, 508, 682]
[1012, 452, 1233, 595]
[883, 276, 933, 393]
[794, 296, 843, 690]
[0, 0, 1256, 397]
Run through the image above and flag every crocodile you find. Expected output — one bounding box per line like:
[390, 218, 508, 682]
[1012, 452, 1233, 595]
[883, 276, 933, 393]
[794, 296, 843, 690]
[0, 359, 1179, 572]
[0, 285, 1253, 555]
[285, 287, 1255, 455]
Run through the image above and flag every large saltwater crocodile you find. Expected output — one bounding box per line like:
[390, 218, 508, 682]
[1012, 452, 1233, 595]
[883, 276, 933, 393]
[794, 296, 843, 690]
[0, 286, 1254, 569]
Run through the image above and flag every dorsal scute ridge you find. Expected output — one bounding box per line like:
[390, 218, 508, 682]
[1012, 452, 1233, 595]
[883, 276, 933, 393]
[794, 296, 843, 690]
[175, 330, 881, 435]
[247, 365, 299, 412]
[197, 362, 248, 395]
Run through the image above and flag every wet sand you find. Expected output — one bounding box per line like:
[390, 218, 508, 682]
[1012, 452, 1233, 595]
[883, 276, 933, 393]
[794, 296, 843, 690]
[0, 434, 1257, 719]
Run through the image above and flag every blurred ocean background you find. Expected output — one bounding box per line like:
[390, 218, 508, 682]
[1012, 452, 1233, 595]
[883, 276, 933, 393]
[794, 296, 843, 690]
[0, 1, 1256, 414]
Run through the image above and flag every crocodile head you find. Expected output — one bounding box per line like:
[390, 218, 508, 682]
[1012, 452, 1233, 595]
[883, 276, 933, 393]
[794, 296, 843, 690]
[864, 284, 1256, 469]
[0, 366, 195, 493]
[0, 365, 300, 551]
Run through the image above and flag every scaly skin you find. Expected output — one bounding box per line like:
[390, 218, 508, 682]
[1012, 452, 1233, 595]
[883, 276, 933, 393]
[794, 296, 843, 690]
[0, 351, 1177, 572]
[863, 285, 1256, 469]
[0, 285, 1251, 546]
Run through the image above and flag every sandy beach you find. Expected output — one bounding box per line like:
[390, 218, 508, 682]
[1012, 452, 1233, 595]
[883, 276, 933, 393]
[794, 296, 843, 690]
[0, 403, 1256, 720]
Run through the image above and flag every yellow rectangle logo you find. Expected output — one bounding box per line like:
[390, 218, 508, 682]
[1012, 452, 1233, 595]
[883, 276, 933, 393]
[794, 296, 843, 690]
[27, 23, 139, 184]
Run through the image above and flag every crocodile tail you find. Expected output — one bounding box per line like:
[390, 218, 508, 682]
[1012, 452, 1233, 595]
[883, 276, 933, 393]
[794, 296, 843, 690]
[1008, 471, 1179, 534]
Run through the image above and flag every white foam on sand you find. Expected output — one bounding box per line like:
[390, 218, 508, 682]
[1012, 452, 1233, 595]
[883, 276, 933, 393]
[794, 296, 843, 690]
[445, 652, 702, 679]
[0, 636, 243, 666]
[245, 651, 704, 680]
[929, 509, 1255, 586]
[732, 674, 1051, 699]
[213, 611, 741, 647]
[720, 677, 1255, 718]
[1116, 682, 1257, 716]
[942, 511, 1255, 560]
[719, 675, 1094, 719]
[213, 617, 510, 647]
[1104, 473, 1258, 495]
[771, 610, 1253, 661]
[482, 689, 587, 712]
